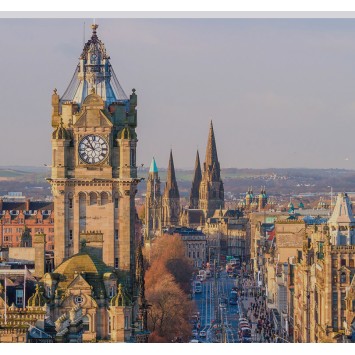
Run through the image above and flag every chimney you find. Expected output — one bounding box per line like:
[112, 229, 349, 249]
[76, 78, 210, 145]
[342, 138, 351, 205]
[25, 198, 30, 211]
[0, 198, 3, 211]
[34, 233, 46, 278]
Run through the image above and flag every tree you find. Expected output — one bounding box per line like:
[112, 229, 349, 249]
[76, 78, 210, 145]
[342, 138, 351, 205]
[144, 234, 196, 342]
[145, 260, 194, 342]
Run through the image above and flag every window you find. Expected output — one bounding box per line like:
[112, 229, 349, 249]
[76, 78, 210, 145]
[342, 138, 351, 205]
[69, 198, 73, 208]
[340, 272, 346, 284]
[82, 315, 90, 332]
[341, 259, 346, 267]
[115, 198, 118, 209]
[115, 230, 118, 240]
[74, 295, 83, 304]
[130, 149, 135, 167]
[197, 252, 200, 258]
[109, 286, 115, 298]
[69, 230, 73, 240]
[341, 292, 346, 310]
[332, 292, 338, 307]
[108, 317, 111, 335]
[124, 315, 129, 330]
[332, 259, 338, 268]
[333, 317, 338, 331]
[350, 259, 354, 268]
[90, 193, 97, 205]
[115, 258, 119, 269]
[16, 289, 23, 306]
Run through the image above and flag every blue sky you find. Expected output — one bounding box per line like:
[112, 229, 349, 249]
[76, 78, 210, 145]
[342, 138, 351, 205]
[1, 18, 355, 169]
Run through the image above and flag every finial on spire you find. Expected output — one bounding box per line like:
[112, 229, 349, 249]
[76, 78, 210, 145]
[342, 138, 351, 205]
[90, 87, 96, 94]
[91, 23, 98, 33]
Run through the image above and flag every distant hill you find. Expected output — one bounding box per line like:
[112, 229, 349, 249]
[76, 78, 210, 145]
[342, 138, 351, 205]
[0, 166, 354, 199]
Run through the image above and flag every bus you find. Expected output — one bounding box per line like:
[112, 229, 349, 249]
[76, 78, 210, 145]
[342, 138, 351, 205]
[194, 281, 202, 293]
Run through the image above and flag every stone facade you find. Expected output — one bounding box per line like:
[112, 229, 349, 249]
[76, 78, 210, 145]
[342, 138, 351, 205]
[48, 25, 139, 297]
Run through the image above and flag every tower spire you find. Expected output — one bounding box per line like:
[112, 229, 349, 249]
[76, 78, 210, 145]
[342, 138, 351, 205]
[189, 150, 202, 209]
[162, 150, 180, 226]
[165, 150, 179, 198]
[204, 120, 220, 178]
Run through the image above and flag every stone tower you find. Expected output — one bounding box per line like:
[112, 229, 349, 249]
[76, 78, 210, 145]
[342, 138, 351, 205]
[48, 25, 140, 290]
[162, 150, 180, 227]
[145, 157, 162, 240]
[199, 121, 224, 217]
[258, 186, 268, 211]
[189, 150, 202, 209]
[328, 192, 355, 245]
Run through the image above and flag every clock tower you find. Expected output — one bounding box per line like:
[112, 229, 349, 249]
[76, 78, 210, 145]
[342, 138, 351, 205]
[49, 25, 139, 289]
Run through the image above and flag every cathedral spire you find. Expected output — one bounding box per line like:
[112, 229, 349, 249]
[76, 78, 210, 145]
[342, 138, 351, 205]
[204, 120, 220, 180]
[189, 150, 202, 209]
[199, 121, 224, 217]
[162, 150, 180, 227]
[164, 150, 179, 199]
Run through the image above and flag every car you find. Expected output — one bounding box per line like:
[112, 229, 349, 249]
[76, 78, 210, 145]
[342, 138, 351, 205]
[192, 329, 198, 337]
[199, 330, 206, 337]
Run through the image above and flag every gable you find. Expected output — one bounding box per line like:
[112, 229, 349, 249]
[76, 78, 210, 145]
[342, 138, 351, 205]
[67, 274, 92, 291]
[74, 109, 113, 128]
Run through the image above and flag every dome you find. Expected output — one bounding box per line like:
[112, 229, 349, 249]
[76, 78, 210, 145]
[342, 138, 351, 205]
[54, 251, 112, 279]
[110, 283, 131, 307]
[298, 201, 305, 209]
[28, 284, 47, 307]
[52, 119, 69, 140]
[288, 201, 294, 209]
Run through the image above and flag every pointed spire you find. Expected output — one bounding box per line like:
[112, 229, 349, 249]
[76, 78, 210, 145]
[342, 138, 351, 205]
[205, 120, 219, 169]
[189, 150, 202, 208]
[164, 150, 179, 199]
[203, 120, 221, 182]
[149, 157, 158, 173]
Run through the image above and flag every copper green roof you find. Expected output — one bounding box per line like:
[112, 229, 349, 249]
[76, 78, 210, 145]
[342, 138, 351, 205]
[149, 157, 158, 173]
[54, 251, 112, 277]
[53, 251, 114, 295]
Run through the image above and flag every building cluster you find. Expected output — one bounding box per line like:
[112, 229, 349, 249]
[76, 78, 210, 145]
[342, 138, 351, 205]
[144, 121, 250, 267]
[251, 193, 355, 343]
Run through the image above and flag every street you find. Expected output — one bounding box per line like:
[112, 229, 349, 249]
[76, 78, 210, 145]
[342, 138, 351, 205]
[192, 271, 240, 343]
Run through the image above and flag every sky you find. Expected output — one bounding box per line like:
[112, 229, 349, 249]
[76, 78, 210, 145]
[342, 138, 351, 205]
[2, 18, 355, 169]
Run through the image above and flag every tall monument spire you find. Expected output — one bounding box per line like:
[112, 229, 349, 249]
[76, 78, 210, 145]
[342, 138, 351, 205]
[162, 150, 180, 227]
[199, 121, 224, 217]
[189, 150, 202, 209]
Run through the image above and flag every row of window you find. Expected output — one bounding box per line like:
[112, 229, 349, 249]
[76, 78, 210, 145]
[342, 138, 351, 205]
[3, 235, 54, 242]
[332, 259, 355, 268]
[70, 196, 119, 207]
[188, 251, 205, 259]
[1, 218, 54, 224]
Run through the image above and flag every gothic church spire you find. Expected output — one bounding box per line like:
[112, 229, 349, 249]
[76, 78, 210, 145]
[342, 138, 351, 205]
[189, 150, 202, 209]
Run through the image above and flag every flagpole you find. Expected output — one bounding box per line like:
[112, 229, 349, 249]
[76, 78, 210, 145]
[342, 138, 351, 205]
[4, 277, 7, 325]
[23, 265, 27, 309]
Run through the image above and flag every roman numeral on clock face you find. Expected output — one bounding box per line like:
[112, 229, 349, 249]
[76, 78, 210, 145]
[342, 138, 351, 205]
[79, 134, 109, 164]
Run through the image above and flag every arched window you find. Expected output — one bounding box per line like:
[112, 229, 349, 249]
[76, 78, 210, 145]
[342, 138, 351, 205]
[340, 272, 347, 284]
[101, 192, 109, 205]
[90, 192, 97, 206]
[82, 315, 90, 332]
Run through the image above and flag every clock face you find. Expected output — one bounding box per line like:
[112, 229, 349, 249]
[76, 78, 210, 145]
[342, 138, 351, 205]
[79, 134, 108, 164]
